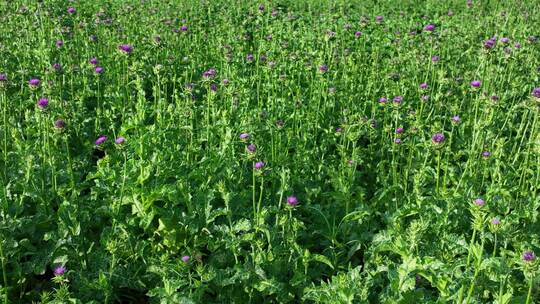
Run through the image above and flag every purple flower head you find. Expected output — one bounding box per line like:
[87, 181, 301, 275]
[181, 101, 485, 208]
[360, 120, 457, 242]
[246, 54, 254, 62]
[29, 78, 40, 86]
[54, 119, 66, 129]
[421, 95, 430, 102]
[424, 24, 435, 31]
[254, 161, 265, 170]
[0, 74, 6, 82]
[470, 80, 481, 88]
[355, 31, 362, 38]
[431, 133, 445, 144]
[393, 96, 403, 104]
[37, 97, 49, 108]
[375, 16, 383, 23]
[53, 266, 66, 276]
[491, 95, 499, 102]
[258, 4, 265, 11]
[523, 251, 536, 262]
[271, 10, 278, 17]
[420, 82, 428, 89]
[394, 138, 402, 145]
[347, 159, 354, 166]
[210, 83, 218, 92]
[181, 255, 190, 263]
[474, 198, 485, 207]
[202, 68, 216, 78]
[491, 218, 501, 225]
[115, 137, 125, 145]
[67, 7, 76, 14]
[531, 87, 540, 98]
[89, 57, 98, 65]
[319, 64, 328, 72]
[395, 127, 404, 134]
[52, 63, 62, 71]
[247, 144, 256, 153]
[222, 79, 230, 85]
[451, 115, 461, 124]
[95, 66, 104, 74]
[514, 42, 521, 49]
[482, 151, 491, 158]
[95, 135, 107, 145]
[501, 37, 509, 44]
[118, 44, 133, 54]
[56, 40, 64, 48]
[484, 38, 496, 49]
[181, 25, 188, 32]
[287, 196, 298, 206]
[378, 97, 387, 104]
[431, 55, 440, 62]
[335, 127, 343, 133]
[240, 133, 250, 140]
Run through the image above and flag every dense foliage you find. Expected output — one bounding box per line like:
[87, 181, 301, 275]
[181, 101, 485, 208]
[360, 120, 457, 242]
[0, 0, 539, 303]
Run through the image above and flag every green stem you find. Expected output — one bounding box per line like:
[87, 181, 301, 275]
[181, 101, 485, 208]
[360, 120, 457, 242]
[0, 239, 7, 304]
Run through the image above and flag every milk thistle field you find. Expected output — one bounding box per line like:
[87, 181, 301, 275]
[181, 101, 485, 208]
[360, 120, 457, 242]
[0, 0, 539, 303]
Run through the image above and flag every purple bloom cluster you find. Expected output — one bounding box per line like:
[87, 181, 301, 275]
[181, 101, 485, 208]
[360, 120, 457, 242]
[470, 80, 481, 88]
[54, 266, 66, 276]
[29, 78, 40, 86]
[37, 97, 49, 108]
[287, 196, 298, 206]
[532, 87, 540, 98]
[424, 24, 435, 31]
[473, 198, 485, 207]
[118, 44, 133, 54]
[54, 119, 66, 129]
[523, 251, 536, 262]
[393, 96, 403, 104]
[431, 133, 445, 144]
[203, 68, 216, 78]
[484, 37, 497, 49]
[0, 74, 6, 82]
[319, 64, 328, 72]
[254, 161, 265, 170]
[95, 136, 107, 145]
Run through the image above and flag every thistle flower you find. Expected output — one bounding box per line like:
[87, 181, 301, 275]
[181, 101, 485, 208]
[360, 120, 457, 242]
[514, 42, 521, 49]
[56, 40, 64, 48]
[491, 218, 501, 225]
[394, 138, 402, 145]
[254, 161, 265, 170]
[473, 198, 485, 207]
[355, 31, 362, 38]
[393, 96, 403, 104]
[54, 266, 66, 276]
[523, 251, 536, 262]
[482, 151, 491, 158]
[118, 44, 133, 54]
[420, 82, 428, 89]
[424, 24, 435, 31]
[89, 57, 98, 65]
[431, 55, 440, 62]
[95, 67, 103, 74]
[246, 54, 254, 62]
[258, 4, 265, 11]
[451, 115, 461, 124]
[181, 25, 188, 32]
[54, 119, 66, 129]
[484, 38, 496, 49]
[378, 97, 387, 104]
[421, 95, 430, 102]
[395, 127, 404, 134]
[29, 78, 40, 86]
[95, 136, 107, 145]
[287, 196, 298, 206]
[67, 7, 76, 14]
[202, 68, 216, 78]
[335, 127, 343, 133]
[37, 97, 49, 108]
[210, 83, 218, 92]
[531, 87, 540, 98]
[239, 133, 250, 140]
[470, 80, 481, 88]
[375, 16, 383, 23]
[0, 74, 6, 82]
[115, 137, 125, 145]
[319, 64, 328, 72]
[247, 144, 256, 153]
[501, 37, 509, 43]
[52, 63, 62, 71]
[223, 79, 230, 85]
[431, 133, 445, 144]
[181, 255, 190, 263]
